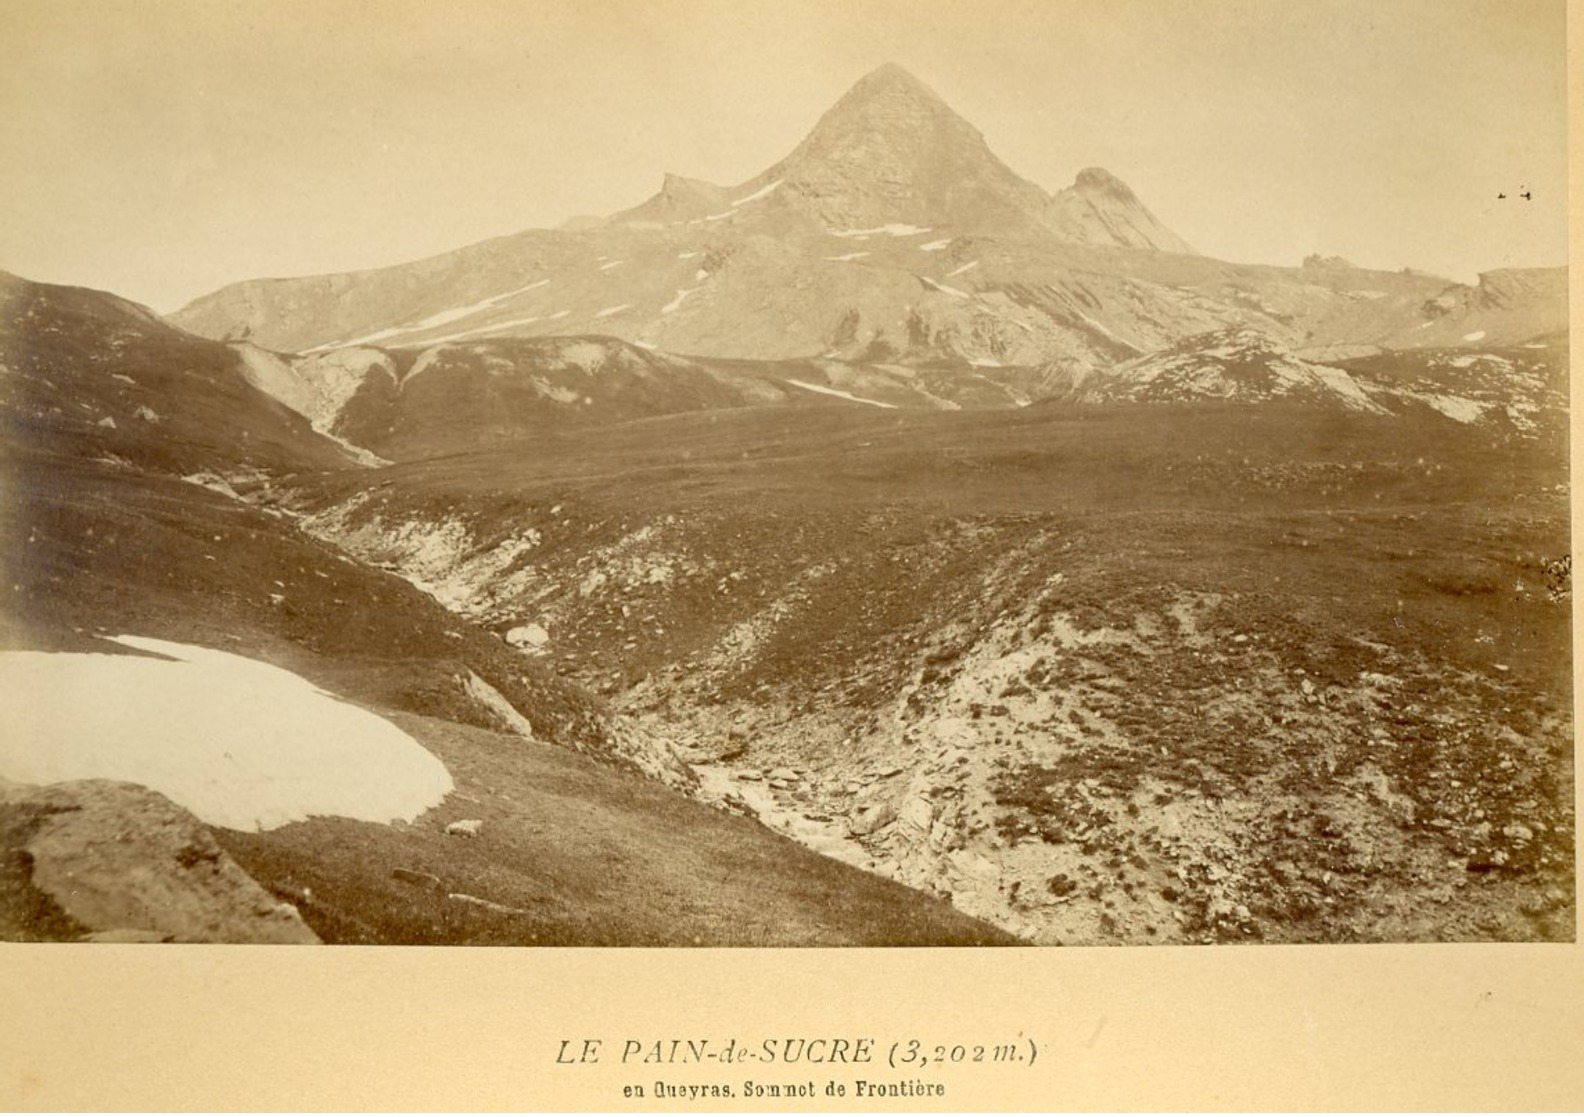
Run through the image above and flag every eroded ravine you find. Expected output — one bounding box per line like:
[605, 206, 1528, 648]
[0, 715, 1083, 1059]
[271, 472, 1575, 945]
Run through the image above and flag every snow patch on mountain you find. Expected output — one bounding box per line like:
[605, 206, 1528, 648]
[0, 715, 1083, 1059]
[919, 276, 970, 299]
[314, 324, 406, 351]
[412, 289, 528, 331]
[786, 378, 898, 408]
[421, 313, 545, 345]
[408, 279, 551, 331]
[661, 287, 698, 314]
[733, 178, 783, 206]
[315, 279, 551, 350]
[830, 224, 932, 238]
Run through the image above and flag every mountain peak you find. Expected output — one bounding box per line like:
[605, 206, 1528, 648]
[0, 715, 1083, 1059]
[804, 62, 973, 147]
[842, 62, 942, 103]
[772, 64, 1047, 232]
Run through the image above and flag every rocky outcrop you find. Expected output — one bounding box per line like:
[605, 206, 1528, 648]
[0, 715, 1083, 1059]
[1, 779, 319, 943]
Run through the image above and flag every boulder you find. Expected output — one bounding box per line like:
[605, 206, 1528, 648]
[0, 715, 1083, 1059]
[11, 779, 319, 944]
[392, 867, 444, 889]
[505, 623, 551, 649]
[848, 801, 898, 836]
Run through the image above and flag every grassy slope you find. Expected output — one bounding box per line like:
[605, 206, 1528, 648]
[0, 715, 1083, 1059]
[300, 399, 1571, 700]
[282, 393, 1573, 943]
[217, 711, 1013, 947]
[0, 447, 1012, 946]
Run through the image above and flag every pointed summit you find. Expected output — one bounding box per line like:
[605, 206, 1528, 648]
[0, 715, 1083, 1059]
[612, 65, 1197, 251]
[832, 62, 949, 108]
[769, 63, 1050, 233]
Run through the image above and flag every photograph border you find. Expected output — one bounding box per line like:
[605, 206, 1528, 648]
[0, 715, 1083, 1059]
[2, 0, 1580, 1109]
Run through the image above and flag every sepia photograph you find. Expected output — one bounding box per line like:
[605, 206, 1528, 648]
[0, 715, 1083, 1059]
[0, 0, 1572, 949]
[0, 0, 1578, 1106]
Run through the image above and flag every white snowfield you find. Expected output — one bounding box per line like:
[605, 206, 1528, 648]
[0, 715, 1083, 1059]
[421, 312, 544, 346]
[0, 636, 454, 832]
[919, 276, 970, 299]
[661, 287, 697, 314]
[732, 178, 783, 206]
[317, 278, 552, 350]
[830, 223, 932, 238]
[785, 378, 897, 409]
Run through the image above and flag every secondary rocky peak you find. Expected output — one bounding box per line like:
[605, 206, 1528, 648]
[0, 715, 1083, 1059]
[1302, 253, 1357, 270]
[612, 171, 729, 224]
[660, 172, 722, 198]
[1073, 166, 1136, 200]
[1045, 166, 1197, 255]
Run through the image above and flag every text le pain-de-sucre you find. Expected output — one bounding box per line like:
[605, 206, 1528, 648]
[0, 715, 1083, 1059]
[556, 1038, 875, 1066]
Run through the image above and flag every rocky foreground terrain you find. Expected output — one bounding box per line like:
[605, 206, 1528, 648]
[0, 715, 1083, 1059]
[266, 394, 1572, 945]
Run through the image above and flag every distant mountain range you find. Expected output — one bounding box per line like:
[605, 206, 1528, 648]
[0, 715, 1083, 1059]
[165, 64, 1565, 373]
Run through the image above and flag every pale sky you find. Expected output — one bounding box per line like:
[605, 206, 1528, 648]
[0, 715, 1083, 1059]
[0, 0, 1568, 312]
